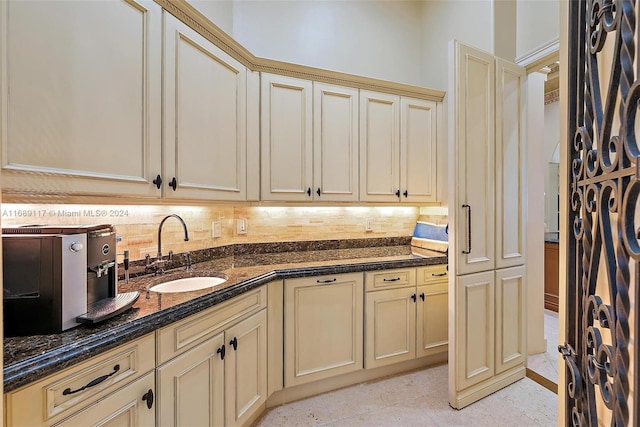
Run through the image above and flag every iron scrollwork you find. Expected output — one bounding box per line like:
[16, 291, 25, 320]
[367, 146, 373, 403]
[568, 0, 637, 425]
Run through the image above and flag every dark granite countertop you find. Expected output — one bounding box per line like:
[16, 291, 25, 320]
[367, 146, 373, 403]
[545, 231, 560, 243]
[3, 243, 447, 392]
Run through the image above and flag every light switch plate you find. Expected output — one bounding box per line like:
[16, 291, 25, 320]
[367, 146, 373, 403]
[212, 221, 221, 238]
[237, 218, 247, 235]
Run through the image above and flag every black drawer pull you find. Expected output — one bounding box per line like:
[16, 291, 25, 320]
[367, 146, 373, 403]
[230, 337, 238, 351]
[62, 365, 120, 395]
[317, 278, 337, 284]
[431, 272, 448, 277]
[411, 293, 417, 302]
[217, 345, 226, 360]
[383, 277, 401, 282]
[420, 293, 425, 301]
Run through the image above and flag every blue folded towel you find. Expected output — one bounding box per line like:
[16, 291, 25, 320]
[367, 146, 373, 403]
[411, 221, 448, 253]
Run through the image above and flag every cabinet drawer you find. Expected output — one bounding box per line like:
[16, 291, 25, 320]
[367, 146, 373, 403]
[157, 287, 267, 365]
[365, 268, 415, 291]
[416, 264, 448, 289]
[5, 333, 155, 426]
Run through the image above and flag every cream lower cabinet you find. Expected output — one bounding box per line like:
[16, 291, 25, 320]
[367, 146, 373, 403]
[4, 334, 156, 427]
[365, 265, 448, 369]
[284, 273, 364, 387]
[155, 287, 268, 427]
[157, 310, 267, 427]
[453, 266, 526, 398]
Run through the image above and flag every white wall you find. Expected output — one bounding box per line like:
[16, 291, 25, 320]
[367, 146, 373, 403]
[420, 0, 493, 90]
[516, 0, 559, 58]
[232, 0, 423, 86]
[189, 0, 234, 35]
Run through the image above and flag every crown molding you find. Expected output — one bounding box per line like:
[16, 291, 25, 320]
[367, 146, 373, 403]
[515, 38, 560, 73]
[155, 0, 445, 102]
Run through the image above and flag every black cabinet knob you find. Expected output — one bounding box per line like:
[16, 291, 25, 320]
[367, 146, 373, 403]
[307, 187, 311, 197]
[217, 345, 226, 360]
[169, 177, 177, 191]
[142, 389, 154, 409]
[403, 190, 408, 198]
[395, 190, 400, 198]
[230, 337, 238, 351]
[152, 175, 162, 189]
[317, 188, 321, 196]
[411, 293, 417, 302]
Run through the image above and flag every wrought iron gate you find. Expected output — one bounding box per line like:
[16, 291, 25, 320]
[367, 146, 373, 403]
[564, 0, 639, 425]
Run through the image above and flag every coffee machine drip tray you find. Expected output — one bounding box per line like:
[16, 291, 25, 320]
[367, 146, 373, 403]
[76, 291, 140, 324]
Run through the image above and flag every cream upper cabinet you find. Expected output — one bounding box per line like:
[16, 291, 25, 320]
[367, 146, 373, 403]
[261, 73, 313, 201]
[400, 97, 438, 203]
[313, 83, 359, 201]
[284, 273, 364, 387]
[359, 91, 401, 202]
[360, 91, 438, 202]
[163, 13, 247, 201]
[0, 0, 162, 197]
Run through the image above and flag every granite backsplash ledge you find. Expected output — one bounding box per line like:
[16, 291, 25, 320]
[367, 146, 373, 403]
[120, 236, 413, 279]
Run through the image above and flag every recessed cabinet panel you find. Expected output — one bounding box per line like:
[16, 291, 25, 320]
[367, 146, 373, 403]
[365, 288, 416, 368]
[261, 73, 313, 201]
[401, 97, 437, 202]
[495, 59, 526, 269]
[164, 14, 247, 200]
[495, 266, 526, 374]
[225, 310, 267, 427]
[359, 91, 400, 202]
[284, 273, 363, 387]
[313, 83, 359, 201]
[455, 271, 495, 390]
[454, 45, 496, 275]
[157, 334, 225, 427]
[2, 0, 162, 196]
[417, 287, 448, 357]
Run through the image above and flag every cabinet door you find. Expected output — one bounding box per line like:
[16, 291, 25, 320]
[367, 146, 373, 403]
[1, 0, 162, 197]
[284, 273, 363, 387]
[365, 287, 416, 369]
[400, 97, 438, 203]
[417, 283, 448, 357]
[157, 334, 225, 427]
[359, 90, 401, 202]
[164, 14, 247, 201]
[450, 42, 495, 275]
[495, 266, 526, 374]
[313, 83, 359, 201]
[55, 372, 155, 427]
[453, 271, 495, 392]
[225, 310, 267, 427]
[494, 58, 526, 268]
[261, 73, 313, 201]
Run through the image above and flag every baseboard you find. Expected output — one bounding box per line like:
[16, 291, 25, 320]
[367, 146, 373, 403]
[451, 366, 526, 409]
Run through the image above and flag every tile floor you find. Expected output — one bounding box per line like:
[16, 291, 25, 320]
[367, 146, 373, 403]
[253, 364, 558, 426]
[527, 309, 560, 385]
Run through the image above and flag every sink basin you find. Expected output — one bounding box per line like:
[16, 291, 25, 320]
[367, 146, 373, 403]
[148, 276, 227, 293]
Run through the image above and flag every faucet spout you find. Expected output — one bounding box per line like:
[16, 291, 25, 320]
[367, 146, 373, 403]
[157, 214, 190, 263]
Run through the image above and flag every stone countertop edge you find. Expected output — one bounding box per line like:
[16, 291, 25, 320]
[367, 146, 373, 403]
[3, 254, 446, 392]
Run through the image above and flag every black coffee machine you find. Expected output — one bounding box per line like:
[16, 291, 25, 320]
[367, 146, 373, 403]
[76, 225, 139, 324]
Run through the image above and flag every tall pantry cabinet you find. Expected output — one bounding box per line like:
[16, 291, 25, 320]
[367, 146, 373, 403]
[448, 41, 527, 409]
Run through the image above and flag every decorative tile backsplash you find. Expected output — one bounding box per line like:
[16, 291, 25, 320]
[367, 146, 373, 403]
[1, 204, 424, 261]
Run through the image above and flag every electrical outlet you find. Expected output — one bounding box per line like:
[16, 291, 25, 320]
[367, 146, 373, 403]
[212, 221, 221, 238]
[365, 218, 373, 232]
[237, 218, 247, 235]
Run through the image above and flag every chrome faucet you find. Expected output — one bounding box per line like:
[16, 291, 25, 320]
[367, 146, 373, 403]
[146, 214, 189, 275]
